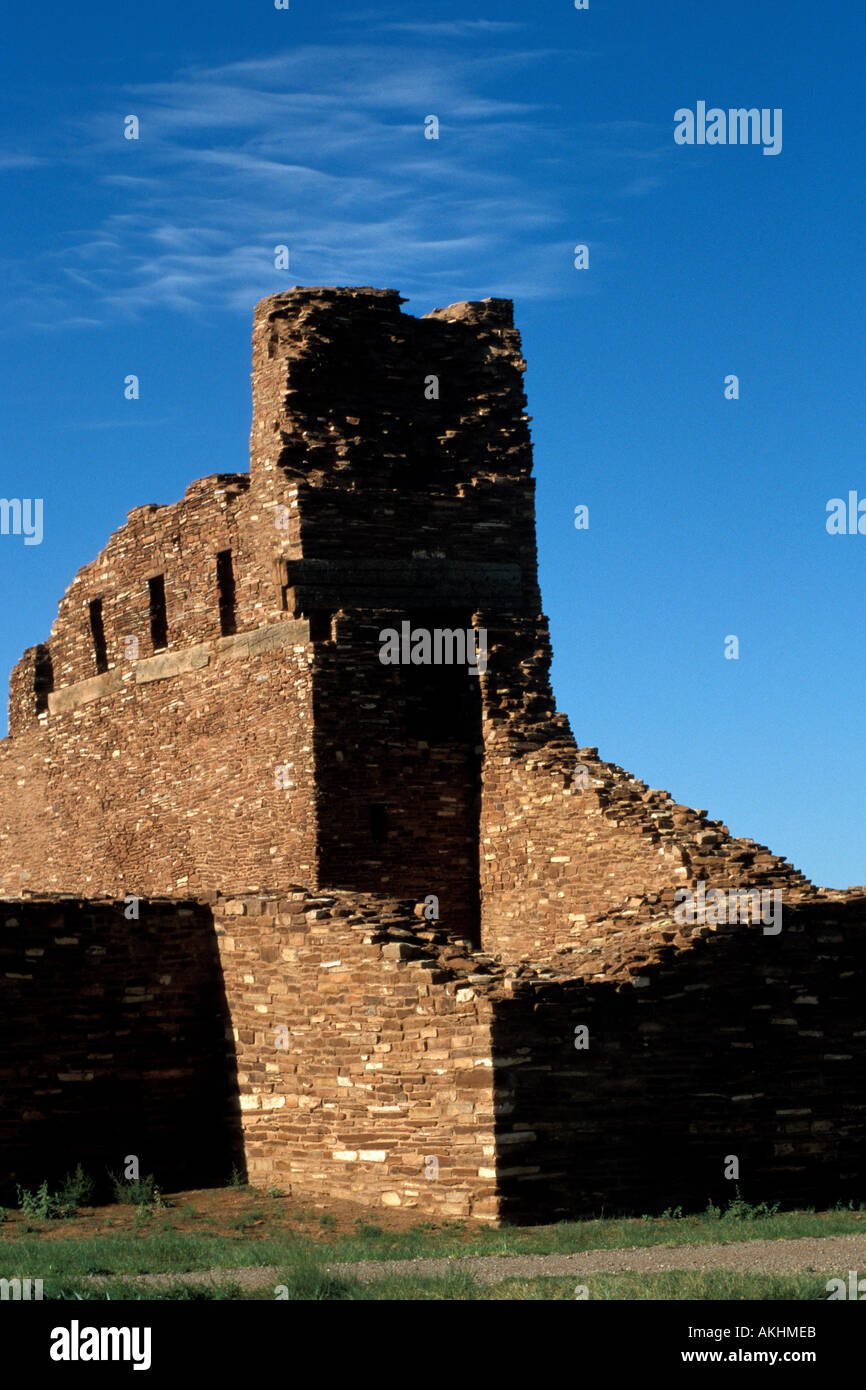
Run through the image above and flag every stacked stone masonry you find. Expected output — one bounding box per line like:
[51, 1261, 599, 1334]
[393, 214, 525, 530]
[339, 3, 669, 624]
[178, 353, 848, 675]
[1, 287, 863, 1219]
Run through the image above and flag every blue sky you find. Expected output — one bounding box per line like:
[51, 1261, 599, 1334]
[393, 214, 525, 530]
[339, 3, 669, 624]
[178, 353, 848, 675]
[1, 0, 864, 886]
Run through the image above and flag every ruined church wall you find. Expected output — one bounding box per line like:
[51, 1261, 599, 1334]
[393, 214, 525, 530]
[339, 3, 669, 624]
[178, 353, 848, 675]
[248, 288, 541, 607]
[213, 891, 499, 1221]
[480, 749, 686, 964]
[479, 743, 812, 967]
[6, 888, 864, 1221]
[476, 616, 812, 965]
[0, 413, 325, 902]
[0, 897, 241, 1201]
[489, 893, 866, 1220]
[310, 611, 483, 944]
[475, 615, 682, 962]
[0, 631, 319, 899]
[38, 477, 259, 697]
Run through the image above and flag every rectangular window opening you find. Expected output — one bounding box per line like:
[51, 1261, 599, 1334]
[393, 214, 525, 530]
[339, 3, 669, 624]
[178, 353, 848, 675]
[402, 608, 481, 744]
[34, 642, 53, 713]
[148, 575, 168, 651]
[370, 803, 389, 844]
[216, 550, 237, 637]
[88, 599, 108, 674]
[306, 610, 332, 643]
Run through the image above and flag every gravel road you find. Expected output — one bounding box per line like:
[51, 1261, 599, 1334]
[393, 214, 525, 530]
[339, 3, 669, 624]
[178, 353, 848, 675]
[327, 1234, 866, 1284]
[116, 1233, 866, 1292]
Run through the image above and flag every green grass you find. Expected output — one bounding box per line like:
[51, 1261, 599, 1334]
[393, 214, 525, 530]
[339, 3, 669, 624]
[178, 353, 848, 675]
[0, 1230, 306, 1278]
[39, 1269, 833, 1301]
[2, 1198, 864, 1284]
[361, 1271, 832, 1301]
[317, 1204, 866, 1263]
[16, 1165, 96, 1221]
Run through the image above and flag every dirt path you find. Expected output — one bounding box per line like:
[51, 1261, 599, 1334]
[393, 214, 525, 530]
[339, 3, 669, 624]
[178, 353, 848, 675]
[118, 1233, 866, 1291]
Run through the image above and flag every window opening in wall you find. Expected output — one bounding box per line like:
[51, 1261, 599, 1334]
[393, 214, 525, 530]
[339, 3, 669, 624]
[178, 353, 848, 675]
[33, 642, 53, 713]
[306, 610, 331, 643]
[148, 575, 168, 651]
[402, 609, 481, 744]
[216, 550, 237, 637]
[370, 803, 389, 844]
[88, 599, 108, 674]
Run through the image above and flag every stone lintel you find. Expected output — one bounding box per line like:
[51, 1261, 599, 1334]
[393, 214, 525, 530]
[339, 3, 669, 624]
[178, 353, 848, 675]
[45, 620, 311, 713]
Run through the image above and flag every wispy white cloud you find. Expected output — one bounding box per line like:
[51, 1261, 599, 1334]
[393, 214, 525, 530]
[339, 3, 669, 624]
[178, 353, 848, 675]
[0, 152, 44, 171]
[371, 20, 527, 37]
[620, 174, 665, 198]
[7, 36, 669, 320]
[59, 415, 176, 431]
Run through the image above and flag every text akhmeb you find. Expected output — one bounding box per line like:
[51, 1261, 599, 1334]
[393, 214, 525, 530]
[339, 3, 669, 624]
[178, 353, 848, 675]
[675, 103, 782, 156]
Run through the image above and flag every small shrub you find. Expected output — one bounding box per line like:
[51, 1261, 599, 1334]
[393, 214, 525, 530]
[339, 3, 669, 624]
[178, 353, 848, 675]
[58, 1164, 95, 1209]
[17, 1165, 94, 1219]
[229, 1208, 264, 1230]
[160, 1283, 242, 1301]
[722, 1187, 779, 1221]
[274, 1257, 356, 1301]
[17, 1181, 75, 1220]
[318, 1212, 337, 1230]
[228, 1165, 246, 1189]
[108, 1171, 160, 1206]
[140, 1187, 166, 1218]
[353, 1220, 384, 1238]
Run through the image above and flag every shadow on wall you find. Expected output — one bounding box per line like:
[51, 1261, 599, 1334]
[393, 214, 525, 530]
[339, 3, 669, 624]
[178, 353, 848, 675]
[491, 896, 866, 1223]
[0, 900, 245, 1203]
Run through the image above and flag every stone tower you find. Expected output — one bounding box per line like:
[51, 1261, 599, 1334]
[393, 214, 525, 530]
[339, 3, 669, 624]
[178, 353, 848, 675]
[2, 290, 866, 1222]
[0, 287, 563, 950]
[247, 287, 554, 943]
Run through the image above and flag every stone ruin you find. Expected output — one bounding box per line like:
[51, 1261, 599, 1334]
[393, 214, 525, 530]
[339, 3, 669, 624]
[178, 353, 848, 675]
[1, 286, 864, 1222]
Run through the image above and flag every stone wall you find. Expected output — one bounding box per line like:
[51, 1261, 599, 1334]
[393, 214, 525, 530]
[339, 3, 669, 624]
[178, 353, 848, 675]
[212, 889, 499, 1221]
[479, 737, 813, 965]
[18, 474, 265, 701]
[0, 897, 242, 1202]
[249, 288, 541, 610]
[0, 625, 318, 899]
[1, 286, 863, 1224]
[311, 611, 484, 944]
[473, 606, 813, 965]
[0, 287, 548, 917]
[5, 887, 865, 1221]
[490, 891, 866, 1220]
